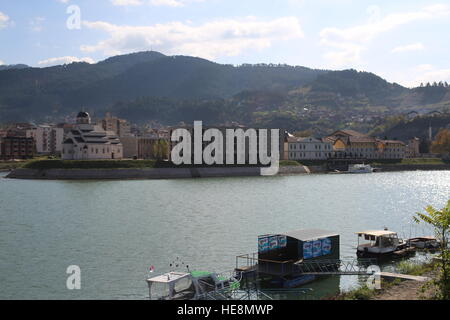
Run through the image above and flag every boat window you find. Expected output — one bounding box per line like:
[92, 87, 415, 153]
[174, 277, 193, 293]
[381, 237, 395, 247]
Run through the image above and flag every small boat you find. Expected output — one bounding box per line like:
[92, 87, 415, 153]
[146, 270, 240, 300]
[348, 164, 374, 173]
[408, 236, 440, 250]
[356, 230, 414, 258]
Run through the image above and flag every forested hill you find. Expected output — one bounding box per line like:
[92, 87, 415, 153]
[0, 64, 29, 71]
[0, 51, 326, 122]
[1, 51, 450, 131]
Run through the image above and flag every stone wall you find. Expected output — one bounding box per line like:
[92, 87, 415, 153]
[6, 167, 261, 180]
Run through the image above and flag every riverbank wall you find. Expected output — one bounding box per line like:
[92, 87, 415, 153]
[5, 167, 262, 180]
[4, 163, 449, 180]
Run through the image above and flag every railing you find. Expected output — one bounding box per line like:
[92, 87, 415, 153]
[295, 258, 377, 275]
[236, 253, 377, 276]
[236, 253, 295, 276]
[196, 270, 243, 300]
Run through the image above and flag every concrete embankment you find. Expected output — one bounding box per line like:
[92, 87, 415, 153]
[6, 167, 262, 180]
[5, 163, 449, 180]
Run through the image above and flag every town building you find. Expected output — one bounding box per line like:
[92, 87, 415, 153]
[0, 134, 35, 160]
[0, 125, 36, 160]
[121, 135, 168, 160]
[26, 125, 64, 155]
[405, 138, 421, 158]
[62, 112, 123, 160]
[287, 136, 333, 160]
[325, 129, 405, 160]
[100, 113, 131, 137]
[376, 140, 406, 159]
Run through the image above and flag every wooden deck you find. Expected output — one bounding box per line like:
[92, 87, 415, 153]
[379, 272, 430, 282]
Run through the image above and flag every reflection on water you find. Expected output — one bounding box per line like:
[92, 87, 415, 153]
[0, 171, 449, 299]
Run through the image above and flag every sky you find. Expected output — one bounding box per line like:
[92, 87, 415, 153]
[0, 0, 449, 87]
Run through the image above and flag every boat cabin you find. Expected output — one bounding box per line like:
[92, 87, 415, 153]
[356, 230, 403, 256]
[146, 271, 239, 300]
[146, 272, 195, 300]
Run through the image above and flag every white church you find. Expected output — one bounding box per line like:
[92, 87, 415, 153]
[62, 112, 123, 160]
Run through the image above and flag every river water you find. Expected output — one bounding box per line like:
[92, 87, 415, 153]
[0, 171, 449, 299]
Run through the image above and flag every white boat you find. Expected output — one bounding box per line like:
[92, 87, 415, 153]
[146, 270, 240, 300]
[348, 164, 374, 173]
[356, 230, 411, 257]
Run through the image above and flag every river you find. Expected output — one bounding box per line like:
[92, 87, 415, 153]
[0, 171, 449, 299]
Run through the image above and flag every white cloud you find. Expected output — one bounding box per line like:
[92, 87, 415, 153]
[150, 0, 184, 7]
[418, 68, 450, 84]
[38, 56, 95, 67]
[390, 64, 450, 87]
[320, 4, 450, 67]
[0, 11, 10, 29]
[416, 64, 434, 72]
[392, 42, 424, 53]
[111, 0, 144, 6]
[0, 60, 4, 66]
[110, 0, 208, 7]
[80, 17, 304, 60]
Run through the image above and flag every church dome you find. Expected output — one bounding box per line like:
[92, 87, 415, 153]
[76, 111, 91, 124]
[77, 111, 90, 118]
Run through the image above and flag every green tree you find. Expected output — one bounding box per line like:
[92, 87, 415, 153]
[413, 200, 450, 300]
[431, 129, 450, 155]
[151, 139, 169, 160]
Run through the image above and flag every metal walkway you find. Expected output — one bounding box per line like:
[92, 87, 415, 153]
[295, 258, 378, 276]
[236, 253, 378, 276]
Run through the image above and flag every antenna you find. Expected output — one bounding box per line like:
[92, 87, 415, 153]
[169, 257, 189, 272]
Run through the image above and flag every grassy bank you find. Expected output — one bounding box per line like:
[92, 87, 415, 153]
[0, 161, 23, 171]
[20, 159, 278, 170]
[330, 261, 436, 300]
[279, 160, 301, 167]
[22, 159, 158, 170]
[279, 160, 327, 167]
[371, 158, 447, 166]
[0, 158, 43, 170]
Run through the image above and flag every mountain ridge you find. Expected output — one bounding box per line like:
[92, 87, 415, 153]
[0, 51, 449, 133]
